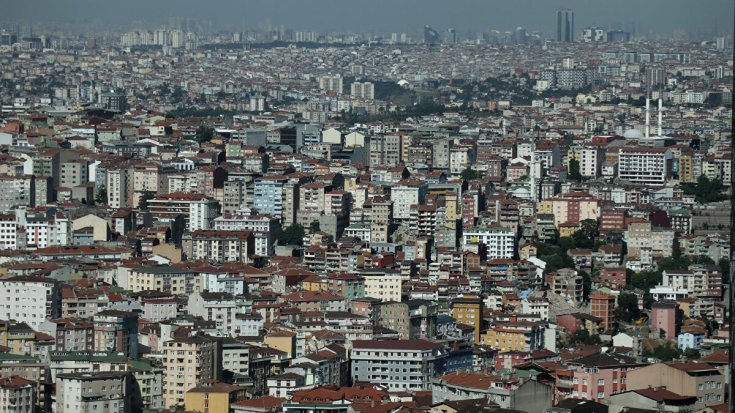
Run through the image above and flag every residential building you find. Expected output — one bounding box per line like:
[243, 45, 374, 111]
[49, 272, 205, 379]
[162, 336, 222, 408]
[351, 340, 447, 391]
[627, 362, 725, 409]
[56, 371, 131, 413]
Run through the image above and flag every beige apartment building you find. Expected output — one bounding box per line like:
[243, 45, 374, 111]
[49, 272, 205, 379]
[162, 336, 222, 408]
[626, 362, 725, 410]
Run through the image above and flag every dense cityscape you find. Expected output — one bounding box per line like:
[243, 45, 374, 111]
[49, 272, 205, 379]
[0, 4, 732, 413]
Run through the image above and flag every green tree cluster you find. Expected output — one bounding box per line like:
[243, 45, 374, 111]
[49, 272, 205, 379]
[460, 167, 479, 181]
[275, 224, 305, 246]
[138, 191, 155, 210]
[569, 329, 602, 346]
[681, 175, 726, 203]
[195, 125, 215, 143]
[643, 342, 680, 362]
[615, 292, 642, 323]
[568, 158, 582, 182]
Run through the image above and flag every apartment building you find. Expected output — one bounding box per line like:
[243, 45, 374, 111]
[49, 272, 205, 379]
[253, 175, 289, 219]
[556, 353, 644, 403]
[147, 192, 220, 231]
[362, 271, 403, 302]
[351, 340, 447, 391]
[0, 276, 61, 330]
[618, 146, 671, 186]
[93, 310, 139, 358]
[537, 192, 599, 228]
[661, 265, 722, 300]
[106, 167, 130, 209]
[132, 162, 173, 207]
[0, 175, 35, 210]
[124, 266, 202, 295]
[187, 291, 240, 336]
[369, 196, 392, 244]
[627, 362, 725, 409]
[162, 336, 222, 408]
[590, 293, 616, 332]
[213, 213, 278, 256]
[0, 376, 35, 413]
[450, 295, 484, 344]
[461, 226, 515, 259]
[183, 230, 254, 264]
[56, 371, 131, 413]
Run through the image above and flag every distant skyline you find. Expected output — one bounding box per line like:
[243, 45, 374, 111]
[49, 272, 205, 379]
[3, 0, 734, 38]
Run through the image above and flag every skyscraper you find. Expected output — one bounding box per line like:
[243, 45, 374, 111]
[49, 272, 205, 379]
[556, 8, 574, 42]
[424, 25, 439, 44]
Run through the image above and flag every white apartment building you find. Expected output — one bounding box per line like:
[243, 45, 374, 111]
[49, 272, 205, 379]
[148, 193, 220, 232]
[351, 340, 447, 392]
[362, 271, 404, 302]
[390, 181, 428, 220]
[580, 146, 602, 178]
[213, 213, 279, 256]
[0, 213, 23, 250]
[449, 146, 473, 174]
[0, 275, 61, 330]
[106, 168, 129, 209]
[187, 291, 240, 336]
[462, 226, 515, 259]
[618, 146, 671, 186]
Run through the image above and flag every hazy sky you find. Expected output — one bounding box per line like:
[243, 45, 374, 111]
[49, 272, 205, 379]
[4, 0, 734, 37]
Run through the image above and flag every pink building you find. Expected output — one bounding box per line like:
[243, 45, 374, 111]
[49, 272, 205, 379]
[561, 353, 645, 402]
[651, 301, 679, 340]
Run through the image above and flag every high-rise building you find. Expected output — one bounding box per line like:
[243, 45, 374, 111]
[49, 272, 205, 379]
[450, 295, 484, 344]
[590, 293, 616, 332]
[423, 25, 439, 44]
[581, 27, 605, 42]
[163, 336, 222, 408]
[350, 82, 375, 100]
[446, 28, 457, 44]
[556, 8, 574, 42]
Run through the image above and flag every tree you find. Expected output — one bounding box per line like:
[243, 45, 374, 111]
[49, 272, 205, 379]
[683, 348, 700, 360]
[95, 185, 108, 205]
[644, 342, 680, 362]
[615, 292, 641, 323]
[569, 158, 582, 181]
[579, 270, 592, 302]
[195, 125, 214, 143]
[309, 221, 321, 232]
[275, 224, 305, 246]
[719, 258, 730, 283]
[569, 329, 602, 346]
[672, 237, 682, 260]
[460, 167, 478, 181]
[138, 191, 155, 210]
[681, 175, 726, 203]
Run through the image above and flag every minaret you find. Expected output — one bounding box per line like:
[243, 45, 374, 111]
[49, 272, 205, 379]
[658, 98, 663, 136]
[645, 97, 650, 139]
[529, 143, 537, 202]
